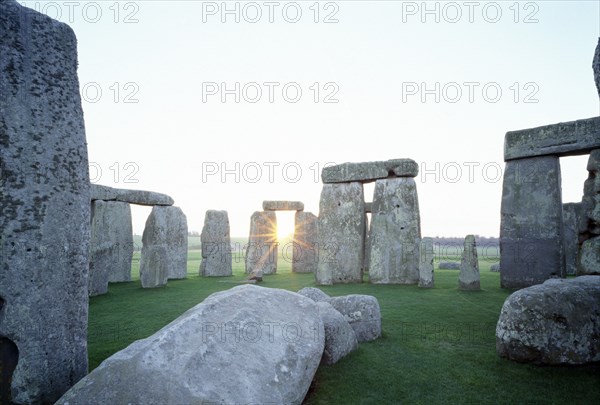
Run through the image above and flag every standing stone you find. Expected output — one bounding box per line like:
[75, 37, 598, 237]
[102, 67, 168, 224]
[369, 178, 421, 284]
[500, 156, 565, 288]
[140, 206, 188, 286]
[580, 150, 600, 238]
[316, 183, 365, 285]
[89, 201, 133, 295]
[578, 237, 600, 275]
[490, 263, 501, 272]
[459, 235, 480, 290]
[593, 37, 600, 99]
[563, 203, 582, 276]
[245, 211, 278, 275]
[0, 2, 90, 402]
[292, 212, 318, 273]
[200, 210, 232, 277]
[419, 237, 434, 288]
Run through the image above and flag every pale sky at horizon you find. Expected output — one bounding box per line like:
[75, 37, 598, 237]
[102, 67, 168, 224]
[20, 0, 600, 238]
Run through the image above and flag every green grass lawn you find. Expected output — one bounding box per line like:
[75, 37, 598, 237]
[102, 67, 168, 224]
[89, 254, 599, 404]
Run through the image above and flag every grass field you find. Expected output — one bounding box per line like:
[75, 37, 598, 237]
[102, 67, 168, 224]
[89, 252, 599, 404]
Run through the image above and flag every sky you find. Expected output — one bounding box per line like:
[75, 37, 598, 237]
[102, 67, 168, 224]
[20, 0, 600, 238]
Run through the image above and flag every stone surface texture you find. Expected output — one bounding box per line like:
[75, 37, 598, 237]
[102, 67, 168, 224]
[322, 158, 418, 183]
[56, 285, 325, 405]
[245, 211, 278, 275]
[0, 2, 90, 402]
[496, 276, 600, 365]
[368, 178, 421, 285]
[140, 206, 188, 285]
[594, 37, 600, 99]
[91, 184, 174, 206]
[500, 156, 565, 288]
[292, 212, 318, 273]
[316, 183, 365, 285]
[200, 210, 232, 277]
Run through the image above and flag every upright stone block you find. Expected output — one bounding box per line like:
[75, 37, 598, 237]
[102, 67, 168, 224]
[369, 178, 421, 284]
[419, 237, 434, 288]
[562, 203, 582, 276]
[200, 210, 232, 277]
[0, 2, 90, 402]
[292, 212, 318, 273]
[140, 206, 188, 284]
[245, 211, 278, 276]
[500, 157, 565, 288]
[459, 235, 480, 290]
[89, 201, 133, 295]
[316, 183, 365, 284]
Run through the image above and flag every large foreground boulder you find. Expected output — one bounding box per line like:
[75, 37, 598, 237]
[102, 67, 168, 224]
[496, 276, 600, 365]
[316, 302, 358, 365]
[328, 295, 382, 342]
[56, 285, 325, 404]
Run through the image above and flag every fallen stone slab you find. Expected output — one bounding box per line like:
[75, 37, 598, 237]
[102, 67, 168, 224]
[328, 295, 382, 342]
[316, 302, 358, 365]
[91, 184, 174, 206]
[263, 200, 304, 211]
[438, 262, 460, 270]
[496, 276, 600, 365]
[504, 116, 600, 161]
[0, 2, 90, 402]
[322, 158, 418, 183]
[297, 287, 331, 303]
[56, 285, 325, 405]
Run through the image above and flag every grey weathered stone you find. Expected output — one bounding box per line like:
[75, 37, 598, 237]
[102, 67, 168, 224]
[438, 262, 460, 270]
[200, 210, 232, 277]
[0, 2, 90, 402]
[594, 37, 600, 99]
[56, 285, 325, 405]
[496, 276, 600, 365]
[263, 200, 304, 211]
[419, 237, 434, 288]
[504, 117, 600, 161]
[328, 295, 382, 342]
[90, 184, 174, 206]
[500, 156, 565, 288]
[563, 203, 582, 276]
[316, 302, 358, 365]
[459, 235, 480, 290]
[490, 263, 501, 272]
[316, 183, 365, 285]
[580, 150, 600, 239]
[322, 158, 419, 183]
[578, 236, 600, 275]
[364, 212, 372, 271]
[364, 202, 373, 213]
[292, 212, 318, 273]
[140, 206, 188, 285]
[89, 201, 134, 295]
[297, 287, 331, 303]
[245, 211, 278, 275]
[369, 178, 421, 285]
